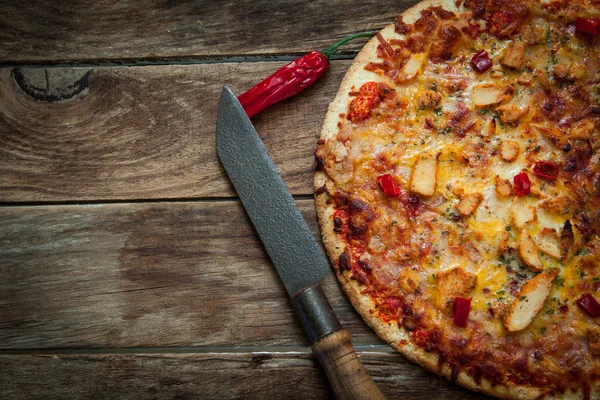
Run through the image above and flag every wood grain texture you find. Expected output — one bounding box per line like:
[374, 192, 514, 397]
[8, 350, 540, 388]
[0, 353, 491, 400]
[0, 0, 417, 64]
[0, 200, 381, 348]
[0, 62, 349, 202]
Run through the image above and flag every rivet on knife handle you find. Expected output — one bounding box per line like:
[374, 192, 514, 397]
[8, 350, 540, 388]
[292, 285, 386, 400]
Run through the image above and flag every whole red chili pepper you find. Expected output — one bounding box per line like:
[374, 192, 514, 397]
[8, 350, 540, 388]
[238, 32, 376, 118]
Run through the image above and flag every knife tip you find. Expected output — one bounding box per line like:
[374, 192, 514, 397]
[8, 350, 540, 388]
[221, 85, 235, 99]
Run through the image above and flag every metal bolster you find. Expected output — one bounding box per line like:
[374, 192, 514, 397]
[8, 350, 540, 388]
[290, 284, 342, 344]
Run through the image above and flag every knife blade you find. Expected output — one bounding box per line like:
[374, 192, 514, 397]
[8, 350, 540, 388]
[216, 85, 385, 400]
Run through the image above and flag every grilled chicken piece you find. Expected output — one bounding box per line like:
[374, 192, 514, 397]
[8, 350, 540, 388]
[495, 104, 529, 124]
[570, 119, 594, 140]
[553, 65, 569, 80]
[498, 230, 509, 255]
[410, 156, 438, 197]
[525, 171, 544, 197]
[570, 64, 587, 81]
[397, 267, 421, 293]
[532, 124, 571, 152]
[417, 89, 441, 109]
[518, 232, 543, 272]
[456, 192, 483, 217]
[495, 176, 513, 199]
[504, 269, 557, 332]
[491, 65, 504, 78]
[517, 73, 533, 86]
[400, 53, 425, 81]
[481, 118, 497, 137]
[533, 228, 561, 259]
[520, 25, 543, 45]
[501, 140, 520, 161]
[511, 199, 537, 228]
[436, 267, 477, 309]
[538, 196, 571, 214]
[472, 84, 511, 107]
[536, 73, 551, 91]
[502, 41, 526, 70]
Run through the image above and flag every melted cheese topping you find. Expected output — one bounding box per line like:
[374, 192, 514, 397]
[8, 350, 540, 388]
[318, 0, 600, 394]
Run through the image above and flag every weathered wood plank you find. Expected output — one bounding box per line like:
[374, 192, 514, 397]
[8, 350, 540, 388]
[0, 61, 349, 202]
[0, 200, 381, 348]
[0, 0, 417, 64]
[0, 353, 490, 399]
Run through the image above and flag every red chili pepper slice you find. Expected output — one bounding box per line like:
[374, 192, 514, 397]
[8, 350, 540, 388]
[513, 172, 531, 196]
[377, 174, 401, 197]
[453, 297, 472, 327]
[238, 32, 376, 118]
[575, 18, 600, 35]
[577, 293, 600, 318]
[533, 161, 559, 180]
[471, 50, 493, 73]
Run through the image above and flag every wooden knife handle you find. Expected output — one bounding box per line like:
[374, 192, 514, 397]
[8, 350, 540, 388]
[312, 329, 386, 400]
[291, 285, 386, 400]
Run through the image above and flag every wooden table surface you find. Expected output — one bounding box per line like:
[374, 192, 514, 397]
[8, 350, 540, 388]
[0, 1, 492, 398]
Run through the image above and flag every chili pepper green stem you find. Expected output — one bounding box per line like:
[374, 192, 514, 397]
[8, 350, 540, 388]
[320, 31, 377, 59]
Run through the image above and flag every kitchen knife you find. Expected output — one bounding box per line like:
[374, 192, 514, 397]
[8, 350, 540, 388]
[216, 85, 385, 400]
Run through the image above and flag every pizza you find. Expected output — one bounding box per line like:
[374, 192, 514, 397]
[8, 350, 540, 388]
[314, 0, 600, 398]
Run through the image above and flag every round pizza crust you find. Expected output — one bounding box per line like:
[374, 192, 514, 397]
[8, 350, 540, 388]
[314, 1, 594, 398]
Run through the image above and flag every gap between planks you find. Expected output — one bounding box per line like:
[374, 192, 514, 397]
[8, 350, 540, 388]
[0, 345, 395, 355]
[0, 52, 358, 69]
[0, 194, 316, 209]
